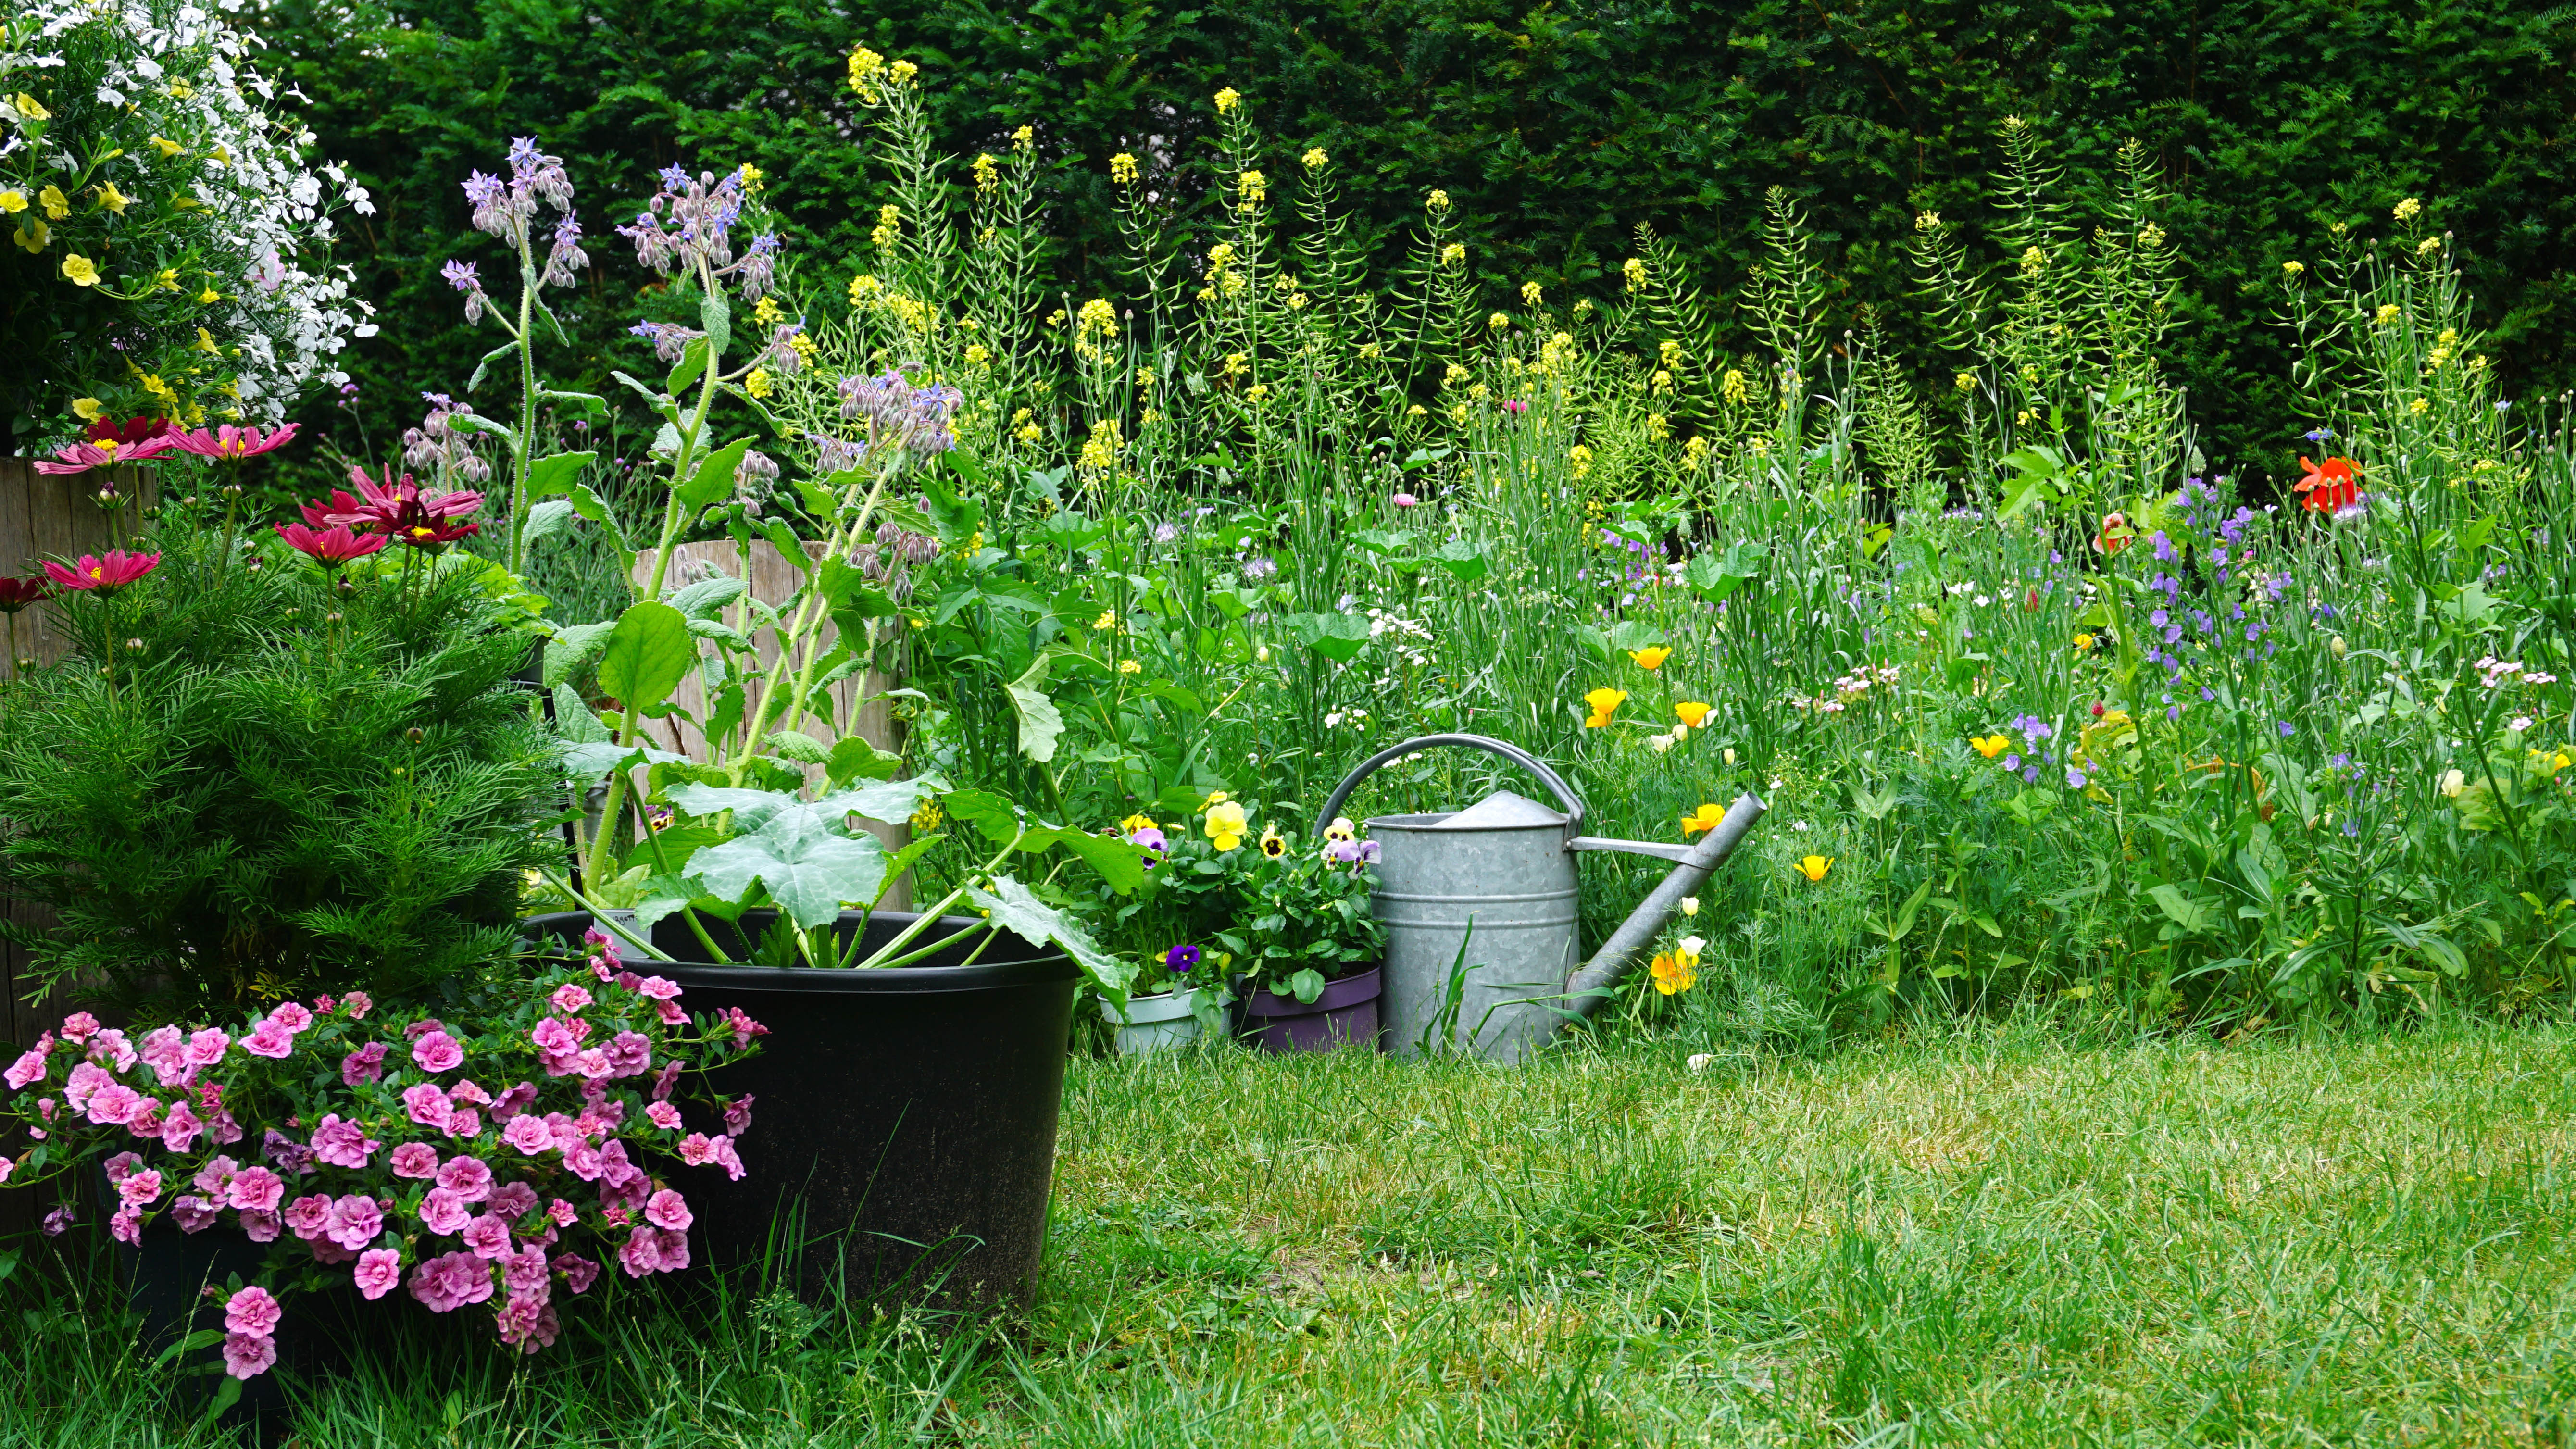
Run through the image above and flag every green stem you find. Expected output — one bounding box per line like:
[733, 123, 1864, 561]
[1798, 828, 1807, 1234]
[725, 465, 896, 784]
[538, 868, 675, 962]
[507, 235, 539, 575]
[636, 811, 735, 965]
[850, 825, 1025, 970]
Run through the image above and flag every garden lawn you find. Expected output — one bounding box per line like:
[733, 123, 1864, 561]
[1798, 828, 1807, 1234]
[12, 1023, 2576, 1446]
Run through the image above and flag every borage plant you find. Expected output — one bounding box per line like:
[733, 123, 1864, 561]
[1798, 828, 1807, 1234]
[0, 928, 762, 1403]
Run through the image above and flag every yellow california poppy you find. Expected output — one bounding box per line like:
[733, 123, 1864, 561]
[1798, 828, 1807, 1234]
[1650, 951, 1697, 995]
[1794, 855, 1833, 882]
[1680, 802, 1722, 837]
[1674, 701, 1711, 727]
[1582, 687, 1626, 728]
[1627, 645, 1672, 670]
[1970, 733, 2010, 758]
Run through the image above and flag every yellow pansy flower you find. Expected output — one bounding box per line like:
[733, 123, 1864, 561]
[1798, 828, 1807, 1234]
[1581, 687, 1626, 728]
[1119, 815, 1158, 835]
[1203, 800, 1248, 852]
[1257, 824, 1288, 859]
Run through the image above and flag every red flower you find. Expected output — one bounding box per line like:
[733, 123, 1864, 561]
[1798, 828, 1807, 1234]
[273, 522, 389, 564]
[2294, 455, 2360, 514]
[32, 433, 182, 476]
[325, 467, 484, 549]
[2092, 511, 2134, 555]
[84, 416, 174, 448]
[173, 422, 301, 461]
[0, 576, 56, 613]
[41, 550, 162, 596]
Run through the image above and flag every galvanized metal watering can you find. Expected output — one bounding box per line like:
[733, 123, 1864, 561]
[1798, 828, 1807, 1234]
[1318, 734, 1766, 1063]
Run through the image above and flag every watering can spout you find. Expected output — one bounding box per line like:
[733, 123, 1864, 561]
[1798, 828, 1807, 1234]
[1563, 792, 1766, 1019]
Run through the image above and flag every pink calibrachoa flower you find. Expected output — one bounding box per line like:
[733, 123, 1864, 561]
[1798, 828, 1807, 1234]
[284, 1194, 333, 1241]
[412, 1031, 465, 1073]
[722, 1007, 770, 1049]
[389, 1142, 439, 1179]
[41, 550, 163, 597]
[116, 1169, 164, 1208]
[495, 1297, 563, 1354]
[489, 1081, 536, 1120]
[59, 1012, 100, 1041]
[549, 984, 593, 1013]
[310, 1113, 380, 1168]
[635, 976, 682, 1001]
[643, 1189, 693, 1231]
[407, 1251, 497, 1313]
[489, 1180, 539, 1219]
[221, 1333, 278, 1380]
[342, 991, 374, 1019]
[239, 1208, 282, 1243]
[85, 1084, 142, 1125]
[242, 1019, 296, 1059]
[436, 1154, 494, 1202]
[184, 1028, 231, 1066]
[224, 1286, 284, 1337]
[618, 1226, 690, 1277]
[226, 1165, 286, 1212]
[402, 1083, 453, 1129]
[604, 1031, 651, 1078]
[88, 1028, 138, 1072]
[419, 1188, 473, 1237]
[644, 1101, 682, 1131]
[353, 1248, 403, 1300]
[63, 1061, 112, 1110]
[723, 1095, 755, 1137]
[450, 1078, 495, 1108]
[161, 1100, 203, 1153]
[677, 1133, 718, 1166]
[462, 1213, 514, 1260]
[4, 1045, 47, 1090]
[341, 1041, 388, 1086]
[711, 1135, 746, 1181]
[326, 1194, 385, 1251]
[109, 1207, 143, 1243]
[269, 1002, 314, 1035]
[503, 1114, 554, 1156]
[548, 1198, 578, 1226]
[554, 1253, 600, 1294]
[170, 1195, 221, 1232]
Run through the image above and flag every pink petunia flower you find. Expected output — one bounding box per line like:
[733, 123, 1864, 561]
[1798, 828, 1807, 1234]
[326, 1194, 385, 1251]
[412, 1031, 464, 1073]
[310, 1113, 380, 1169]
[221, 1332, 278, 1379]
[226, 1165, 285, 1213]
[389, 1143, 440, 1179]
[353, 1248, 403, 1300]
[418, 1188, 473, 1237]
[643, 1189, 693, 1232]
[435, 1154, 494, 1202]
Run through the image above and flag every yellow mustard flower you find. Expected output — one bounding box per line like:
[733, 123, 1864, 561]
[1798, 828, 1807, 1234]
[1091, 610, 1117, 631]
[1582, 687, 1626, 728]
[1214, 86, 1241, 113]
[1623, 257, 1645, 291]
[1110, 152, 1138, 185]
[1301, 147, 1327, 170]
[1117, 658, 1141, 675]
[1627, 645, 1671, 671]
[744, 369, 773, 400]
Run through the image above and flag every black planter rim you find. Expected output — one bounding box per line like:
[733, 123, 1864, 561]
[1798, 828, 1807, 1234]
[521, 910, 1078, 994]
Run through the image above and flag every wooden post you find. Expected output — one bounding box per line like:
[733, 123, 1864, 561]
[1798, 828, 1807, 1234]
[628, 539, 913, 909]
[0, 458, 157, 1239]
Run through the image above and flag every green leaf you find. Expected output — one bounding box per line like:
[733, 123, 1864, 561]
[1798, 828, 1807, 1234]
[700, 288, 732, 359]
[667, 574, 748, 619]
[842, 774, 953, 825]
[552, 684, 610, 743]
[443, 410, 520, 451]
[667, 337, 710, 398]
[524, 499, 579, 549]
[1005, 653, 1065, 763]
[1285, 612, 1371, 663]
[526, 450, 597, 499]
[763, 730, 829, 765]
[969, 874, 1132, 1003]
[595, 600, 695, 713]
[826, 735, 902, 787]
[1429, 537, 1488, 584]
[543, 621, 616, 687]
[465, 339, 518, 395]
[675, 437, 755, 512]
[609, 370, 677, 419]
[690, 803, 888, 928]
[1036, 826, 1151, 895]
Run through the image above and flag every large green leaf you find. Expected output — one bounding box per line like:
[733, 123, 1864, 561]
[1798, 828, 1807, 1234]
[1285, 612, 1371, 663]
[675, 437, 755, 512]
[1005, 653, 1065, 762]
[542, 622, 615, 687]
[840, 774, 951, 825]
[595, 601, 694, 712]
[526, 450, 598, 499]
[691, 806, 887, 929]
[969, 874, 1132, 1002]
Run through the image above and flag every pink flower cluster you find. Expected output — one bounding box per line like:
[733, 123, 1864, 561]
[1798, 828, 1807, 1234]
[0, 928, 765, 1379]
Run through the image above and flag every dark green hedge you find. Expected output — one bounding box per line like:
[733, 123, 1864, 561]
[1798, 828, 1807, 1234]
[258, 0, 2576, 485]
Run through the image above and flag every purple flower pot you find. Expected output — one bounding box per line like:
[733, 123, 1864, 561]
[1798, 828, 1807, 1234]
[1243, 967, 1382, 1053]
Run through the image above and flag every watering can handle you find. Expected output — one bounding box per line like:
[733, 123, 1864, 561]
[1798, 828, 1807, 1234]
[1316, 733, 1586, 838]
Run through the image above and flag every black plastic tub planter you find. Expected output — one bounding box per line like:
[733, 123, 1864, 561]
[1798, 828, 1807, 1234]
[524, 908, 1077, 1309]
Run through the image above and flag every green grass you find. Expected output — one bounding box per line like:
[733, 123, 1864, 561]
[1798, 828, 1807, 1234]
[12, 1024, 2576, 1445]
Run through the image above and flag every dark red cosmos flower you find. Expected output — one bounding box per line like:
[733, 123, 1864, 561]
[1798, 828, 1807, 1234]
[273, 521, 388, 564]
[41, 550, 162, 596]
[84, 416, 174, 447]
[173, 422, 301, 461]
[0, 576, 55, 613]
[299, 489, 367, 528]
[2294, 455, 2360, 514]
[325, 467, 484, 549]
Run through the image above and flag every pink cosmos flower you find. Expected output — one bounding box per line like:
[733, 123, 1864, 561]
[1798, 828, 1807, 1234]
[185, 1028, 231, 1066]
[461, 1213, 513, 1260]
[226, 1165, 286, 1213]
[419, 1188, 473, 1237]
[269, 1002, 314, 1035]
[389, 1143, 439, 1179]
[643, 1189, 693, 1232]
[635, 975, 682, 1000]
[117, 1170, 164, 1208]
[644, 1101, 683, 1131]
[488, 1181, 539, 1220]
[553, 1252, 600, 1294]
[3, 1046, 46, 1090]
[161, 1100, 204, 1154]
[174, 421, 300, 461]
[326, 1194, 385, 1251]
[340, 1042, 388, 1086]
[310, 1113, 380, 1169]
[354, 1248, 403, 1300]
[86, 1083, 142, 1125]
[109, 1207, 143, 1244]
[224, 1286, 284, 1337]
[435, 1155, 493, 1202]
[170, 1195, 221, 1233]
[44, 550, 163, 596]
[549, 984, 593, 1013]
[500, 1115, 553, 1156]
[677, 1133, 718, 1167]
[283, 1195, 333, 1240]
[239, 1209, 282, 1243]
[412, 1031, 464, 1073]
[221, 1332, 278, 1379]
[401, 1083, 453, 1130]
[242, 1020, 295, 1059]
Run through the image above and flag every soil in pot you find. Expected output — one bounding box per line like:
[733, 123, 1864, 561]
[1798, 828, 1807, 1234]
[525, 909, 1076, 1311]
[1241, 967, 1383, 1053]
